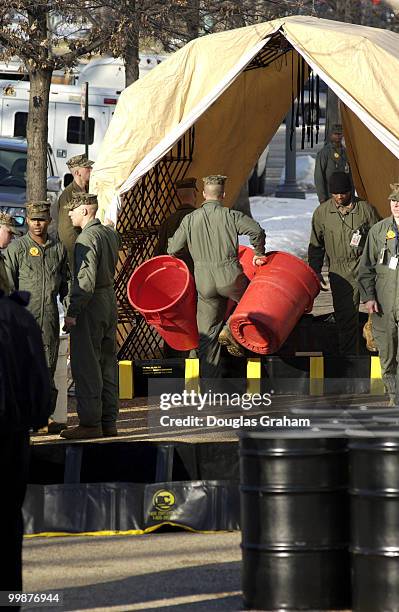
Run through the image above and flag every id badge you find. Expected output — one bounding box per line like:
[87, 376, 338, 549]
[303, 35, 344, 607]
[350, 230, 361, 247]
[389, 256, 398, 270]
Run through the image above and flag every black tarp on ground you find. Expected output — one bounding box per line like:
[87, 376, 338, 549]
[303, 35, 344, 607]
[23, 480, 240, 535]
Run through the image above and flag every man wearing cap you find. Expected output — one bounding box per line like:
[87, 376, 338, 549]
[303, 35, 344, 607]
[167, 175, 266, 378]
[314, 124, 352, 204]
[61, 193, 120, 440]
[154, 176, 198, 274]
[57, 154, 94, 269]
[4, 201, 69, 433]
[0, 213, 21, 294]
[308, 171, 380, 355]
[358, 183, 399, 405]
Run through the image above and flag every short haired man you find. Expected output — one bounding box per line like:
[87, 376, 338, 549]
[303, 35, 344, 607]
[358, 183, 399, 406]
[61, 193, 120, 440]
[154, 176, 198, 274]
[167, 175, 266, 378]
[308, 171, 380, 355]
[314, 124, 352, 204]
[0, 212, 21, 294]
[57, 154, 94, 269]
[4, 201, 69, 433]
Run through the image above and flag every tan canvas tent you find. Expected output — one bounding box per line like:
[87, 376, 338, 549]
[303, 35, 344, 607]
[91, 15, 399, 223]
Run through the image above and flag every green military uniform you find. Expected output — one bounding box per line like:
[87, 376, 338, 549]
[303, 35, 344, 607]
[358, 184, 399, 402]
[314, 142, 351, 203]
[0, 253, 9, 294]
[308, 196, 380, 354]
[57, 155, 94, 269]
[4, 203, 69, 414]
[0, 212, 21, 294]
[168, 176, 265, 378]
[66, 195, 120, 429]
[57, 181, 84, 266]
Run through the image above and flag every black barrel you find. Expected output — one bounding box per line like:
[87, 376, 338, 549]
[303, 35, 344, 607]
[349, 429, 399, 612]
[240, 428, 350, 610]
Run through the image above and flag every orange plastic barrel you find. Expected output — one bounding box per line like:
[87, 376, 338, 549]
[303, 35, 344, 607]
[229, 251, 320, 354]
[127, 255, 199, 350]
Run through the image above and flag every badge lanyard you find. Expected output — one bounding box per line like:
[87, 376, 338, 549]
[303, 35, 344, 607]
[387, 223, 399, 270]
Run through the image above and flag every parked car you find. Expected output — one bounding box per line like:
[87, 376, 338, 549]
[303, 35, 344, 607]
[0, 136, 61, 230]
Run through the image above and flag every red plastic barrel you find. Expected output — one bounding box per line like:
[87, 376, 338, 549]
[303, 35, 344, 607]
[229, 251, 320, 354]
[238, 245, 257, 280]
[127, 255, 199, 350]
[224, 246, 257, 321]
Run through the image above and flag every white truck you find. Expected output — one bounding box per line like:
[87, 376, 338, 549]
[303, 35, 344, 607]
[0, 79, 119, 188]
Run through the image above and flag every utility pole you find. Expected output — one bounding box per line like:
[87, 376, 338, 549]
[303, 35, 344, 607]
[276, 106, 306, 199]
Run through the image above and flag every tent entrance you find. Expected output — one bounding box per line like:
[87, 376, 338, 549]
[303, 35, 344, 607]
[115, 127, 195, 360]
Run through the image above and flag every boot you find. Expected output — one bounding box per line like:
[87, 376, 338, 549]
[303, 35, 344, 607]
[36, 418, 67, 435]
[218, 325, 244, 357]
[102, 424, 118, 437]
[60, 425, 103, 440]
[48, 418, 68, 435]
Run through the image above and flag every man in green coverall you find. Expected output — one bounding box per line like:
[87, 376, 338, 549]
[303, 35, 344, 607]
[5, 201, 69, 433]
[314, 124, 352, 204]
[308, 171, 380, 355]
[57, 154, 94, 270]
[358, 184, 399, 406]
[154, 176, 198, 274]
[61, 193, 120, 440]
[0, 212, 21, 294]
[167, 175, 266, 379]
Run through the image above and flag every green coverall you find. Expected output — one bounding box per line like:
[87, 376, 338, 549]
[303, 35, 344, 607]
[57, 181, 85, 270]
[167, 200, 265, 378]
[0, 254, 9, 294]
[314, 142, 351, 203]
[308, 197, 380, 355]
[358, 217, 399, 402]
[5, 233, 69, 414]
[67, 219, 120, 428]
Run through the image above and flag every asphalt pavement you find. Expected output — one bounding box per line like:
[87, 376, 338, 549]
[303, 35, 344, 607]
[22, 531, 243, 612]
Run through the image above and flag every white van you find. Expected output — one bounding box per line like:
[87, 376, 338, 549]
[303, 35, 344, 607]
[0, 80, 119, 187]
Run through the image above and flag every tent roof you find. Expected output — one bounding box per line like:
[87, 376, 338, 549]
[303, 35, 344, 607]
[91, 15, 399, 220]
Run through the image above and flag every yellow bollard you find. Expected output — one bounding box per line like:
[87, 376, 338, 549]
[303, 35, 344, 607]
[185, 358, 200, 393]
[247, 358, 261, 395]
[119, 360, 134, 399]
[309, 356, 324, 396]
[370, 355, 385, 395]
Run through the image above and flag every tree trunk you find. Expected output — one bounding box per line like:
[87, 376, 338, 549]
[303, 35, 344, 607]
[186, 0, 200, 40]
[26, 68, 52, 201]
[124, 33, 140, 88]
[123, 0, 139, 88]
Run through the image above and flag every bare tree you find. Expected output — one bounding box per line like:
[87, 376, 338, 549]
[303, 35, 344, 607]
[0, 1, 125, 200]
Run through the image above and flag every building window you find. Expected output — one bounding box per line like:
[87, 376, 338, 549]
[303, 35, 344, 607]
[67, 116, 95, 144]
[14, 112, 28, 137]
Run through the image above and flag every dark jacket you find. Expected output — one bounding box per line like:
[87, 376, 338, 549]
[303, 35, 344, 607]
[0, 291, 51, 430]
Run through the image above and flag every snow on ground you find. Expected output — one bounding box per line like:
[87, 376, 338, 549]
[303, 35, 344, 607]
[239, 193, 319, 258]
[279, 155, 316, 190]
